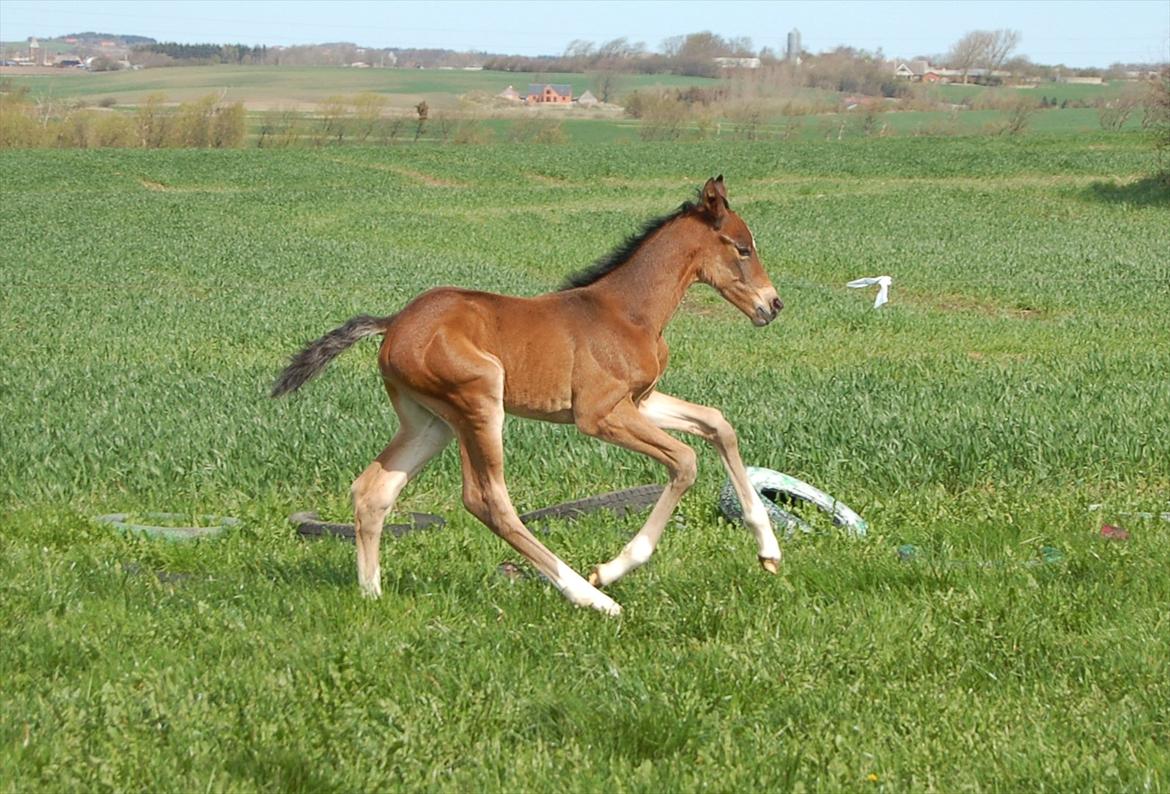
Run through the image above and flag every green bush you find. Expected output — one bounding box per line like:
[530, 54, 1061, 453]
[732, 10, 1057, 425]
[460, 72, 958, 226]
[508, 115, 566, 144]
[0, 91, 42, 147]
[451, 117, 494, 145]
[211, 102, 246, 148]
[168, 96, 217, 147]
[1148, 69, 1170, 182]
[135, 93, 170, 148]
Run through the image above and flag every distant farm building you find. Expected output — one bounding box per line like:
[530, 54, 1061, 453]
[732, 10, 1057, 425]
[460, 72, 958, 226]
[527, 84, 572, 104]
[498, 85, 521, 101]
[894, 60, 932, 80]
[894, 61, 1010, 84]
[28, 37, 45, 66]
[576, 90, 598, 106]
[714, 57, 761, 70]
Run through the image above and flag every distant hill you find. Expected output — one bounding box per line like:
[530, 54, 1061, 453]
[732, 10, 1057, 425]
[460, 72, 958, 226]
[61, 32, 157, 46]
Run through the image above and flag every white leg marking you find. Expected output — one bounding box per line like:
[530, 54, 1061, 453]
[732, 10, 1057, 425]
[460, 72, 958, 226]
[353, 406, 453, 599]
[554, 561, 622, 616]
[640, 391, 782, 566]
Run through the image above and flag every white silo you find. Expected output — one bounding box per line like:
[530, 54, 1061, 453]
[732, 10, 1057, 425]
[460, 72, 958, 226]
[786, 29, 802, 63]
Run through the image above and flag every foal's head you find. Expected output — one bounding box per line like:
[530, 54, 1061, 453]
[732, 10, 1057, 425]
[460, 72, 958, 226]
[692, 176, 783, 327]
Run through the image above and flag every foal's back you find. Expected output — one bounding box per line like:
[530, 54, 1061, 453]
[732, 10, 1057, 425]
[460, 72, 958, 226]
[378, 286, 643, 424]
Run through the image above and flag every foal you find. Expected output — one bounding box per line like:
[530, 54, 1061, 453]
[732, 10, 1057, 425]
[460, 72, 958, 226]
[273, 176, 784, 616]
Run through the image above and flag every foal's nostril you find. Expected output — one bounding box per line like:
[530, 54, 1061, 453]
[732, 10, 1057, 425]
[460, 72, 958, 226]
[771, 297, 784, 315]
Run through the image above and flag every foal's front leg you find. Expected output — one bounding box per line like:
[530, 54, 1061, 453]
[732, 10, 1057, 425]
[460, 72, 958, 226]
[577, 398, 699, 587]
[638, 391, 781, 571]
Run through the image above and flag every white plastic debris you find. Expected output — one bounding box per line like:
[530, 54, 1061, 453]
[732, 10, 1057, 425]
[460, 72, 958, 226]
[847, 275, 893, 308]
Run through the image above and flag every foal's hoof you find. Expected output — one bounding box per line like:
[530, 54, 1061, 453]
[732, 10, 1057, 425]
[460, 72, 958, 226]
[758, 556, 780, 575]
[593, 598, 622, 617]
[587, 568, 602, 587]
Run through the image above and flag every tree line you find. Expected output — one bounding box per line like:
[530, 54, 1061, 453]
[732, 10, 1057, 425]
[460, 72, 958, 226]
[134, 42, 270, 65]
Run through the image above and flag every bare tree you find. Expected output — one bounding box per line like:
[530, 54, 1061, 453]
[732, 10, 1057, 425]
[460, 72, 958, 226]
[563, 39, 595, 59]
[947, 31, 986, 84]
[726, 36, 754, 57]
[660, 35, 685, 59]
[1096, 86, 1143, 132]
[597, 37, 637, 60]
[590, 71, 620, 103]
[948, 29, 1020, 84]
[980, 29, 1020, 80]
[563, 39, 595, 70]
[677, 31, 728, 62]
[1000, 95, 1037, 135]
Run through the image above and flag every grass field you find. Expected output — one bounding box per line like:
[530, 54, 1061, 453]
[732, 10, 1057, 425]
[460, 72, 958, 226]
[935, 81, 1130, 105]
[0, 64, 718, 110]
[2, 132, 1169, 790]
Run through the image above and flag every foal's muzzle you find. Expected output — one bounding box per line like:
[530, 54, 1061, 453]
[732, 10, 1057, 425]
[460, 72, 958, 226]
[753, 296, 784, 326]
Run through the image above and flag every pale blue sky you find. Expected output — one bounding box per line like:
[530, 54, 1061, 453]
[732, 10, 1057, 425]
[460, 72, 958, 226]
[1, 0, 1167, 66]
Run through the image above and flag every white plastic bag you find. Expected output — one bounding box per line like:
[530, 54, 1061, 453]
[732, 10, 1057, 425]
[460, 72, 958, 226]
[846, 275, 893, 308]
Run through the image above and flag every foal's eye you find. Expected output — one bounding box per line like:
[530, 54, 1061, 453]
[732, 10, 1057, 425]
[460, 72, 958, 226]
[735, 244, 751, 257]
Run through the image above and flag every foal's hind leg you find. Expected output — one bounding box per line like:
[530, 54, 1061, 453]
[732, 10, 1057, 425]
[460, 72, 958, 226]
[638, 391, 781, 572]
[455, 422, 623, 616]
[352, 393, 452, 598]
[425, 368, 622, 616]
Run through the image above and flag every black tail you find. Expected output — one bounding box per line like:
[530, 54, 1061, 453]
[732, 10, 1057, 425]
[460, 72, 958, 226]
[270, 314, 390, 398]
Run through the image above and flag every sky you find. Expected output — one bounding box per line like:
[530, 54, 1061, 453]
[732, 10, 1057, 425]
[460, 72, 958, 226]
[1, 0, 1167, 67]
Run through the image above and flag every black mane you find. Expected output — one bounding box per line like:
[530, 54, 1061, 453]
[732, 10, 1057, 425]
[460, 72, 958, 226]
[559, 198, 699, 290]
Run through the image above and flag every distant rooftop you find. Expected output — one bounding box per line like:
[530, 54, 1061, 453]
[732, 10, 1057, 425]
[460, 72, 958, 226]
[528, 84, 572, 95]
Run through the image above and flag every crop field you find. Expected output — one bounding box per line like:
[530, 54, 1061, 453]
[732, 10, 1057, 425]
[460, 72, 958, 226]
[935, 81, 1129, 105]
[2, 133, 1169, 790]
[0, 64, 718, 110]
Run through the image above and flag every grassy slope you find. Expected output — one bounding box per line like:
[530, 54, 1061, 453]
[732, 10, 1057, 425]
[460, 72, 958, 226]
[1, 135, 1168, 791]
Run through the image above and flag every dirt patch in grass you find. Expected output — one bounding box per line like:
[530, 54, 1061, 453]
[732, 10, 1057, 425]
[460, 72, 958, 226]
[137, 178, 249, 194]
[325, 156, 467, 187]
[527, 173, 572, 187]
[907, 291, 1054, 319]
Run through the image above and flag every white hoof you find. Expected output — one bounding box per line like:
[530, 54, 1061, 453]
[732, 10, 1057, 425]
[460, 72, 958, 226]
[591, 596, 623, 617]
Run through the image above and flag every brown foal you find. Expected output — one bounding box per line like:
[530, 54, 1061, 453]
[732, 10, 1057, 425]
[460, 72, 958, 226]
[272, 176, 784, 615]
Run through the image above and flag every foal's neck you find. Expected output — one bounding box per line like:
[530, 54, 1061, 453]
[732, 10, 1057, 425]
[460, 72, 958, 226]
[587, 216, 700, 335]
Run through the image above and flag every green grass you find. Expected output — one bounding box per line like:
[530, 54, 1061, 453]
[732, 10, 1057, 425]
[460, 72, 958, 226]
[709, 106, 1141, 142]
[2, 134, 1169, 790]
[935, 81, 1130, 105]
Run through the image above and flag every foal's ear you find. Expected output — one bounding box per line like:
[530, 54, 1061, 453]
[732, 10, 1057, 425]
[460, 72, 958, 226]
[701, 175, 729, 228]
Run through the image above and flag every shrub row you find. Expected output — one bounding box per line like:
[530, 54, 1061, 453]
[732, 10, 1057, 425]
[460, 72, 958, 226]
[0, 85, 245, 149]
